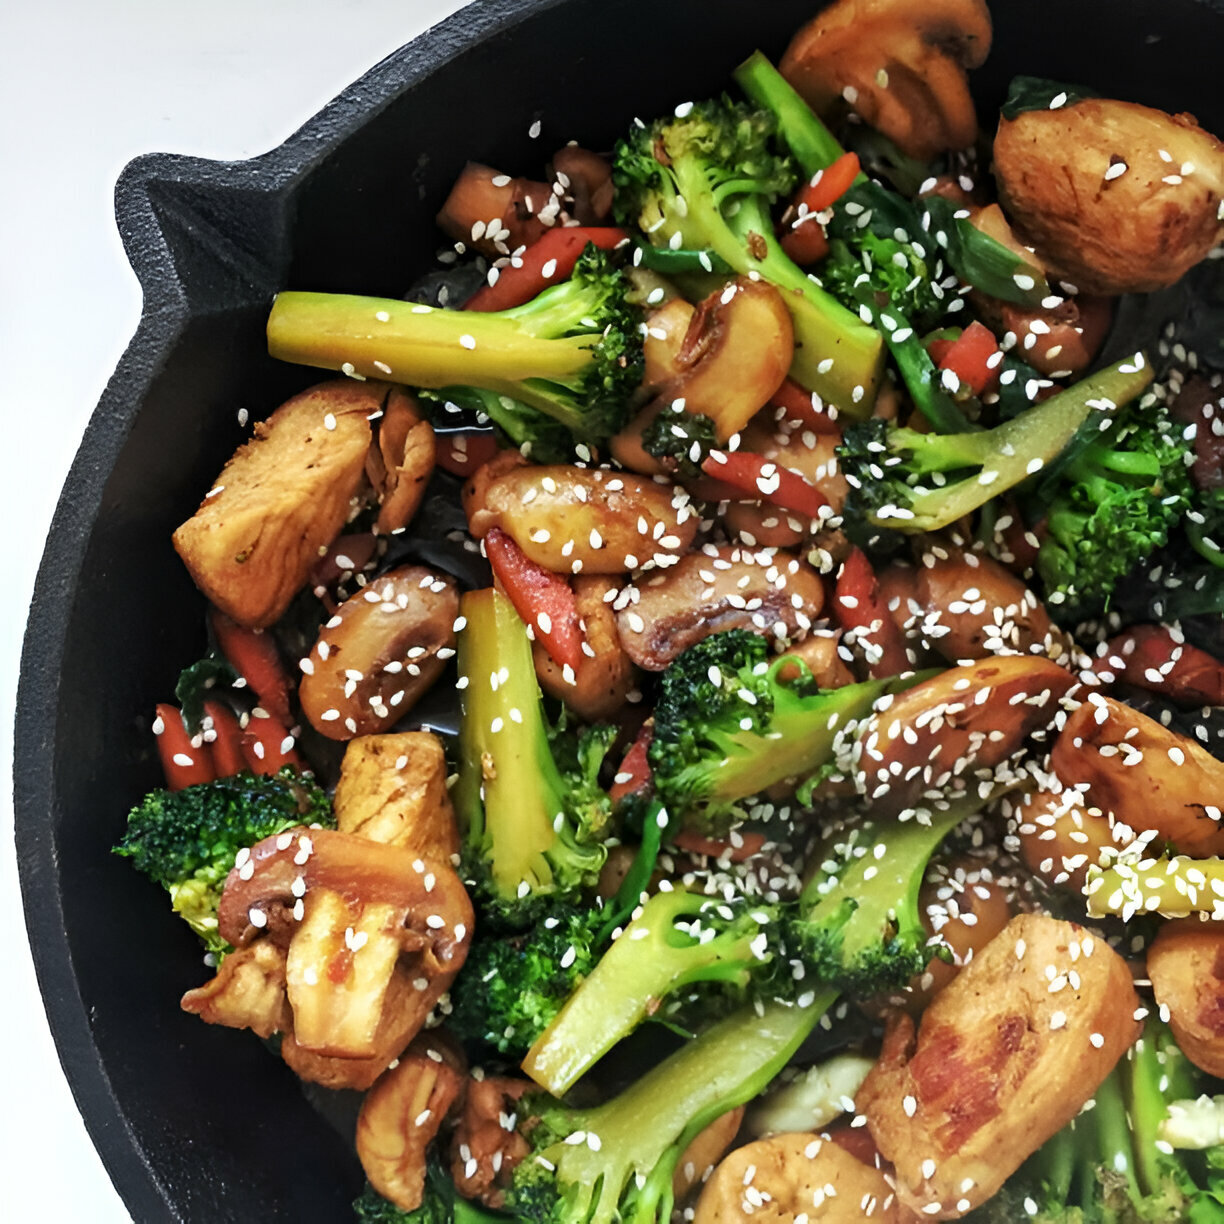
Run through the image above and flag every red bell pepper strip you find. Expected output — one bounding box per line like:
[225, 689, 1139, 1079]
[832, 548, 911, 679]
[672, 828, 767, 863]
[153, 703, 214, 791]
[239, 711, 303, 777]
[209, 609, 293, 725]
[609, 722, 653, 805]
[464, 225, 628, 312]
[484, 526, 584, 671]
[767, 377, 842, 435]
[780, 216, 829, 267]
[800, 152, 861, 214]
[927, 321, 1001, 398]
[202, 700, 247, 779]
[435, 430, 502, 478]
[701, 449, 830, 519]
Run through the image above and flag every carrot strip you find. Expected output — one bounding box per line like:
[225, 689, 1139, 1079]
[153, 703, 214, 791]
[209, 609, 293, 724]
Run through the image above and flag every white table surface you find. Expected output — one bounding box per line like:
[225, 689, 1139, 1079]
[0, 2, 466, 1217]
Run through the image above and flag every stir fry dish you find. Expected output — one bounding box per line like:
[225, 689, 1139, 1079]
[115, 1, 1224, 1219]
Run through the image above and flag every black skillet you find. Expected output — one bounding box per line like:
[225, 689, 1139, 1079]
[15, 0, 1224, 1218]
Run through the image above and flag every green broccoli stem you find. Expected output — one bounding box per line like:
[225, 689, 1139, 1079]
[733, 51, 853, 178]
[597, 799, 672, 943]
[531, 993, 836, 1224]
[1128, 1026, 1189, 1198]
[523, 888, 764, 1095]
[454, 587, 593, 905]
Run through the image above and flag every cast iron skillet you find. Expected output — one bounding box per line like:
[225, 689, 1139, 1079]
[14, 0, 1224, 1218]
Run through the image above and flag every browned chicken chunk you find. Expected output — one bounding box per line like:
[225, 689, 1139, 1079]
[1147, 918, 1224, 1078]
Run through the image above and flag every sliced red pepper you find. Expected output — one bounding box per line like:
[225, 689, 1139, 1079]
[435, 429, 502, 478]
[800, 152, 861, 214]
[780, 216, 830, 267]
[609, 722, 653, 805]
[209, 609, 293, 725]
[153, 703, 214, 791]
[701, 449, 830, 519]
[767, 377, 842, 435]
[484, 526, 584, 671]
[928, 321, 1001, 398]
[1094, 624, 1224, 707]
[672, 829, 767, 863]
[239, 711, 304, 777]
[832, 548, 911, 679]
[464, 225, 628, 312]
[202, 700, 247, 779]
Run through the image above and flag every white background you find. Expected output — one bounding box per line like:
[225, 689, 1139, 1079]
[0, 2, 466, 1217]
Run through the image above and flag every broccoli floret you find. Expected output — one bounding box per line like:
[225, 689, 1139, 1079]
[353, 1161, 506, 1224]
[640, 404, 719, 476]
[838, 355, 1156, 539]
[647, 628, 908, 826]
[979, 1021, 1224, 1223]
[422, 385, 576, 464]
[613, 97, 883, 412]
[453, 587, 612, 927]
[508, 994, 836, 1224]
[113, 767, 333, 956]
[1034, 401, 1194, 623]
[821, 232, 944, 333]
[268, 246, 643, 448]
[448, 904, 605, 1057]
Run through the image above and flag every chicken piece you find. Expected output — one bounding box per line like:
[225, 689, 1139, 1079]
[781, 0, 993, 160]
[533, 575, 640, 721]
[1147, 918, 1224, 1078]
[673, 1108, 744, 1201]
[356, 1035, 467, 1211]
[695, 1132, 910, 1223]
[859, 912, 1141, 1217]
[449, 1077, 532, 1207]
[856, 655, 1076, 815]
[993, 97, 1224, 294]
[173, 380, 377, 628]
[179, 939, 291, 1038]
[1051, 695, 1224, 857]
[1011, 786, 1125, 894]
[334, 732, 459, 858]
[365, 387, 435, 534]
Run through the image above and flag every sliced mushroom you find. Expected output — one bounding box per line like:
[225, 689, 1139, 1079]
[1148, 918, 1224, 1078]
[356, 1034, 467, 1212]
[334, 731, 459, 857]
[973, 292, 1113, 379]
[859, 912, 1141, 1217]
[365, 388, 435, 534]
[173, 379, 379, 628]
[1010, 786, 1125, 894]
[533, 575, 640, 721]
[775, 630, 855, 690]
[469, 464, 699, 575]
[462, 448, 529, 528]
[993, 98, 1224, 294]
[781, 0, 993, 160]
[1051, 695, 1224, 857]
[215, 827, 472, 1063]
[180, 939, 292, 1038]
[551, 146, 614, 224]
[299, 565, 459, 740]
[856, 655, 1076, 815]
[435, 162, 555, 258]
[641, 298, 697, 390]
[616, 545, 826, 671]
[1093, 623, 1224, 708]
[449, 1077, 532, 1207]
[695, 1132, 907, 1223]
[673, 1107, 745, 1202]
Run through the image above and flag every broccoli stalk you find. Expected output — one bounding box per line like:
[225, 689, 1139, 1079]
[838, 354, 1156, 537]
[113, 767, 333, 956]
[453, 588, 609, 925]
[267, 246, 642, 446]
[1085, 852, 1224, 922]
[612, 99, 884, 413]
[509, 993, 837, 1224]
[646, 628, 916, 826]
[523, 791, 981, 1097]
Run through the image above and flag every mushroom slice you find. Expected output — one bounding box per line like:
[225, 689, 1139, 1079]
[1148, 919, 1224, 1079]
[435, 162, 554, 257]
[334, 732, 459, 857]
[173, 379, 379, 628]
[366, 388, 435, 534]
[993, 97, 1224, 294]
[450, 1077, 532, 1207]
[1051, 695, 1224, 857]
[616, 545, 826, 671]
[180, 939, 291, 1039]
[695, 1132, 906, 1223]
[859, 912, 1141, 1217]
[856, 655, 1075, 815]
[357, 1035, 467, 1211]
[781, 0, 993, 160]
[217, 827, 472, 1061]
[299, 564, 460, 740]
[673, 1107, 744, 1202]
